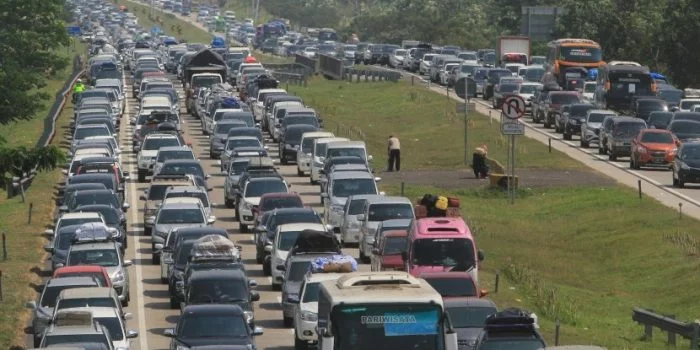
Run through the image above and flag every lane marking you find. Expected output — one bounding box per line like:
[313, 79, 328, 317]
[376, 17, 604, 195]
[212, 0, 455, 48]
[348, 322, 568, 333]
[123, 73, 149, 350]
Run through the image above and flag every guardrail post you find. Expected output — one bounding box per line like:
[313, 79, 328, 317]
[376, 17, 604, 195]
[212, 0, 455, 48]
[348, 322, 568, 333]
[0, 270, 3, 302]
[28, 202, 33, 224]
[667, 314, 676, 346]
[494, 271, 500, 293]
[679, 203, 683, 220]
[411, 75, 415, 86]
[691, 322, 700, 350]
[644, 309, 654, 341]
[638, 180, 642, 200]
[555, 319, 560, 345]
[401, 182, 405, 196]
[549, 138, 552, 153]
[2, 233, 6, 261]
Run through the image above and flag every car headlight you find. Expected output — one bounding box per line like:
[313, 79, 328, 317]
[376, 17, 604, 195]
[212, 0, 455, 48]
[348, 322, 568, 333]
[176, 345, 190, 350]
[243, 311, 254, 324]
[681, 163, 690, 170]
[242, 201, 252, 211]
[637, 147, 647, 154]
[112, 270, 125, 283]
[301, 311, 317, 321]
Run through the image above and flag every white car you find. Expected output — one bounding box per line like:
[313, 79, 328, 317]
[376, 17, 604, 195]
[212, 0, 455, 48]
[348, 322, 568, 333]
[136, 134, 182, 182]
[53, 307, 138, 349]
[419, 54, 436, 75]
[237, 177, 289, 232]
[293, 273, 346, 348]
[583, 82, 596, 102]
[270, 223, 327, 291]
[322, 171, 381, 233]
[517, 82, 544, 112]
[297, 131, 334, 176]
[309, 137, 349, 184]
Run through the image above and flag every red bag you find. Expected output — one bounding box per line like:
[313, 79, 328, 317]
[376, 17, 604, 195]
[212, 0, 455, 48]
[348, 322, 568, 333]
[447, 197, 460, 208]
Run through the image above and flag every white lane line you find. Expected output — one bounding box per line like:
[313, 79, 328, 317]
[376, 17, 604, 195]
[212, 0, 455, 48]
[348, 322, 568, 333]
[267, 277, 272, 284]
[276, 296, 282, 305]
[123, 74, 149, 350]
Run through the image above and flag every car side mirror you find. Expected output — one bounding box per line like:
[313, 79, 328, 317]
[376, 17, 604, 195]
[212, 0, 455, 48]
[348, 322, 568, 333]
[126, 330, 139, 339]
[287, 295, 299, 304]
[401, 251, 408, 262]
[478, 249, 485, 261]
[321, 193, 329, 199]
[43, 244, 54, 253]
[264, 245, 273, 253]
[123, 260, 133, 267]
[249, 279, 258, 288]
[367, 155, 373, 161]
[123, 312, 133, 320]
[356, 214, 365, 221]
[122, 203, 130, 212]
[207, 216, 217, 224]
[250, 291, 260, 302]
[163, 328, 176, 337]
[371, 248, 380, 255]
[252, 326, 264, 336]
[139, 195, 146, 200]
[479, 289, 489, 298]
[25, 301, 37, 309]
[43, 229, 54, 237]
[374, 177, 382, 182]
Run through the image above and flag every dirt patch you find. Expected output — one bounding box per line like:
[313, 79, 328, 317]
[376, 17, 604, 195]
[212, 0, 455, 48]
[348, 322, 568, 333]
[378, 168, 615, 190]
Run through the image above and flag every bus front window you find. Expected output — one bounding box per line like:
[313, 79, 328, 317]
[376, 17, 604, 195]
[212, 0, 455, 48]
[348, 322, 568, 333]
[559, 47, 602, 63]
[331, 304, 444, 350]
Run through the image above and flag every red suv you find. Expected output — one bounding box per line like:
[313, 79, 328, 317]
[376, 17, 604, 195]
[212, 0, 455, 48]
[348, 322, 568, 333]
[543, 91, 582, 129]
[254, 193, 304, 227]
[630, 129, 679, 169]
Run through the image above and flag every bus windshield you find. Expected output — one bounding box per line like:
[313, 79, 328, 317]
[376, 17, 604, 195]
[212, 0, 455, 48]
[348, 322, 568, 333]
[330, 304, 444, 350]
[559, 46, 602, 63]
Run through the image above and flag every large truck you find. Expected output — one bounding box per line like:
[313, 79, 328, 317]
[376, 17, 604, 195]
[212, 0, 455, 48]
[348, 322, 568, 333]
[496, 36, 531, 67]
[181, 49, 227, 113]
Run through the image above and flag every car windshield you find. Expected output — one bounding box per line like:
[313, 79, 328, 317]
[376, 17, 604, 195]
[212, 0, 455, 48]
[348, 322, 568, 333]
[424, 277, 477, 297]
[551, 94, 580, 104]
[461, 65, 477, 74]
[383, 236, 407, 255]
[289, 261, 312, 282]
[671, 122, 700, 134]
[94, 316, 124, 340]
[367, 204, 413, 222]
[413, 238, 475, 269]
[143, 138, 180, 150]
[559, 46, 602, 63]
[56, 232, 76, 251]
[178, 314, 248, 338]
[167, 192, 209, 207]
[216, 123, 245, 134]
[658, 89, 683, 103]
[648, 112, 672, 124]
[192, 76, 222, 89]
[190, 279, 247, 303]
[92, 208, 119, 225]
[261, 197, 302, 211]
[519, 85, 539, 94]
[160, 163, 204, 179]
[245, 180, 287, 197]
[230, 162, 249, 175]
[73, 193, 119, 209]
[57, 297, 116, 310]
[58, 218, 102, 231]
[478, 339, 544, 350]
[42, 334, 110, 347]
[327, 148, 365, 159]
[75, 127, 110, 140]
[499, 84, 519, 93]
[302, 282, 321, 303]
[227, 138, 261, 150]
[158, 208, 204, 224]
[613, 122, 645, 137]
[175, 242, 196, 265]
[588, 113, 610, 123]
[42, 286, 88, 307]
[157, 150, 194, 162]
[332, 179, 377, 198]
[302, 137, 321, 153]
[68, 249, 119, 267]
[446, 306, 497, 328]
[278, 230, 302, 250]
[641, 132, 674, 143]
[348, 199, 366, 215]
[271, 212, 323, 232]
[570, 105, 594, 117]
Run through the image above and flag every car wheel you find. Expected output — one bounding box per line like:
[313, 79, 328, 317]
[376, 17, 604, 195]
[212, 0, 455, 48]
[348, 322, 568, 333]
[152, 253, 160, 265]
[169, 296, 179, 309]
[225, 198, 234, 208]
[240, 224, 248, 233]
[263, 261, 271, 276]
[295, 331, 309, 350]
[284, 316, 294, 328]
[272, 282, 281, 291]
[543, 120, 551, 128]
[563, 131, 571, 140]
[121, 297, 129, 307]
[256, 252, 263, 264]
[137, 170, 146, 183]
[581, 139, 589, 148]
[609, 152, 617, 161]
[144, 226, 151, 236]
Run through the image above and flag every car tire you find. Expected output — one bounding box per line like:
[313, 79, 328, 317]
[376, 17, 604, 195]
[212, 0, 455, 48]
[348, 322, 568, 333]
[263, 261, 271, 276]
[137, 170, 146, 183]
[225, 198, 234, 208]
[144, 226, 151, 236]
[161, 277, 168, 284]
[297, 168, 303, 176]
[122, 298, 128, 307]
[284, 316, 294, 328]
[543, 120, 551, 128]
[581, 139, 589, 148]
[598, 145, 605, 155]
[256, 253, 263, 264]
[152, 253, 160, 265]
[169, 297, 178, 309]
[209, 151, 215, 159]
[609, 152, 617, 161]
[563, 132, 571, 140]
[295, 331, 309, 350]
[240, 224, 248, 233]
[272, 282, 281, 291]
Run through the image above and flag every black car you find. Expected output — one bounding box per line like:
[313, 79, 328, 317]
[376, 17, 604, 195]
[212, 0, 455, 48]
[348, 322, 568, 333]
[280, 124, 319, 164]
[59, 183, 107, 206]
[560, 103, 595, 140]
[253, 208, 324, 273]
[158, 227, 229, 266]
[62, 189, 125, 214]
[280, 254, 330, 327]
[492, 83, 520, 109]
[158, 159, 211, 191]
[67, 173, 122, 203]
[668, 120, 700, 143]
[632, 97, 668, 120]
[444, 297, 498, 350]
[647, 111, 673, 129]
[657, 87, 684, 109]
[673, 142, 700, 188]
[169, 239, 198, 308]
[44, 225, 83, 272]
[183, 269, 260, 327]
[474, 308, 546, 350]
[482, 69, 511, 100]
[164, 304, 263, 350]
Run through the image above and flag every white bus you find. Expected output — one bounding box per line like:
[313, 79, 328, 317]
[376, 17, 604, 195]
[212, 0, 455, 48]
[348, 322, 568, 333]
[316, 272, 458, 350]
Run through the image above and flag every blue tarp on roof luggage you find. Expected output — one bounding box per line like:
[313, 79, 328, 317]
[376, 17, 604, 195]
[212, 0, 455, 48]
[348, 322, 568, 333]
[211, 36, 226, 48]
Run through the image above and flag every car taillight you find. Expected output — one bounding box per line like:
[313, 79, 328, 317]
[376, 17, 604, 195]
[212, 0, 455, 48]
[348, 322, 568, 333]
[252, 206, 258, 214]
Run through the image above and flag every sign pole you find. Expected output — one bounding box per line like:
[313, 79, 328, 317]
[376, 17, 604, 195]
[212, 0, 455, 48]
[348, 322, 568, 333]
[510, 134, 516, 204]
[500, 95, 525, 204]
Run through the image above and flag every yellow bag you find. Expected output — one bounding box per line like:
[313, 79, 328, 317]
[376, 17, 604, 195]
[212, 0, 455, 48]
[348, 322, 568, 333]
[435, 196, 449, 210]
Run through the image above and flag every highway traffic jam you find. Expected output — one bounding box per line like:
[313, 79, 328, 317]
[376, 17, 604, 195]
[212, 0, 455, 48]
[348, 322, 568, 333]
[19, 1, 583, 350]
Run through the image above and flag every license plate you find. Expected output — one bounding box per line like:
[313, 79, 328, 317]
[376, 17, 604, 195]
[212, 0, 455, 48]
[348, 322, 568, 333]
[652, 158, 665, 164]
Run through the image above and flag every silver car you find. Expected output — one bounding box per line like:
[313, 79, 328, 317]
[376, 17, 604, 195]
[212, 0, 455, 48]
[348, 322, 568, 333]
[149, 201, 216, 263]
[357, 196, 415, 263]
[338, 194, 375, 246]
[580, 109, 617, 148]
[65, 241, 133, 305]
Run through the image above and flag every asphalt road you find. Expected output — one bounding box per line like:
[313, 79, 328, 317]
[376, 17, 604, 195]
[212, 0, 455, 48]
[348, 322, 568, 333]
[118, 71, 368, 350]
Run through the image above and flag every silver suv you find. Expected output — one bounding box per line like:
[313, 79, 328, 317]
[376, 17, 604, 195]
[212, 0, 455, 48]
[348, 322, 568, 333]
[65, 241, 133, 306]
[150, 200, 216, 263]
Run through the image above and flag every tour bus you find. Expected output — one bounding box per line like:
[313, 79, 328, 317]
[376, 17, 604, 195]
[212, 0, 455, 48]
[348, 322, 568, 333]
[316, 272, 458, 350]
[402, 217, 484, 284]
[318, 28, 338, 42]
[546, 38, 605, 86]
[593, 63, 656, 111]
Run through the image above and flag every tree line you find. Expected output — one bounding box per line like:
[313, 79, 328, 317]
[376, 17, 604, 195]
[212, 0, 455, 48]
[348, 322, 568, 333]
[0, 0, 71, 186]
[262, 0, 700, 88]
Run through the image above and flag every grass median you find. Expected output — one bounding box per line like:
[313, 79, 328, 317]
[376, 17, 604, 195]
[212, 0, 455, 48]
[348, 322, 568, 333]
[0, 40, 85, 348]
[382, 183, 700, 349]
[287, 77, 584, 170]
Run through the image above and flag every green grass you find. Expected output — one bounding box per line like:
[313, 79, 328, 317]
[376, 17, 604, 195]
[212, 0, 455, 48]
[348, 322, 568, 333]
[0, 39, 84, 147]
[0, 46, 82, 348]
[287, 77, 583, 170]
[383, 183, 700, 349]
[221, 0, 273, 24]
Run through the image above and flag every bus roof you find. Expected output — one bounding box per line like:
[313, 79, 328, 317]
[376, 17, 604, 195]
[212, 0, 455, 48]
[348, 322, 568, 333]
[412, 217, 472, 239]
[320, 271, 443, 305]
[550, 38, 601, 47]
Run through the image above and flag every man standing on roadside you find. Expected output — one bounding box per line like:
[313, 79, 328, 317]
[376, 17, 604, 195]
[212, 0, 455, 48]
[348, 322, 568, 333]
[387, 135, 401, 172]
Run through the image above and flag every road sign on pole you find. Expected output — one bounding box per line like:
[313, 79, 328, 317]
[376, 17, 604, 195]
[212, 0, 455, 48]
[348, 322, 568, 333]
[502, 95, 525, 120]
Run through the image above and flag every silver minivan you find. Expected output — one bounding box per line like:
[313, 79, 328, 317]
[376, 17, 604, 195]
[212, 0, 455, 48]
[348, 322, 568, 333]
[310, 137, 348, 184]
[339, 194, 375, 246]
[357, 196, 415, 263]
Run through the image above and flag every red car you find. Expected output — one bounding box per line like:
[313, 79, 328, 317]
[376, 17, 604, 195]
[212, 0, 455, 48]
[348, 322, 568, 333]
[53, 265, 112, 287]
[370, 230, 407, 272]
[419, 271, 488, 299]
[630, 129, 679, 169]
[254, 192, 303, 226]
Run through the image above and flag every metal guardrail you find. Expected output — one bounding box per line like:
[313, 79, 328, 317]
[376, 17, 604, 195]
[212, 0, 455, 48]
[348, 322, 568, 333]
[271, 71, 307, 87]
[294, 54, 318, 73]
[343, 68, 402, 83]
[632, 307, 700, 348]
[318, 54, 344, 80]
[6, 55, 85, 200]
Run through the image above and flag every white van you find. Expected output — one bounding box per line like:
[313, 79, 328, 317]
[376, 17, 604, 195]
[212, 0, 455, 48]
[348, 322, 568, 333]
[297, 131, 334, 176]
[310, 137, 348, 184]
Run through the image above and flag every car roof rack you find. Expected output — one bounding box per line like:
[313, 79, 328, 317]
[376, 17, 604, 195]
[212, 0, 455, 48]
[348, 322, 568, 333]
[71, 223, 119, 244]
